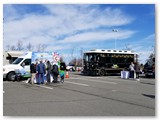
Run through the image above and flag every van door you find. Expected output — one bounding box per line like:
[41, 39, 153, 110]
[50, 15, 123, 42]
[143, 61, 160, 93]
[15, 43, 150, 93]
[21, 59, 31, 78]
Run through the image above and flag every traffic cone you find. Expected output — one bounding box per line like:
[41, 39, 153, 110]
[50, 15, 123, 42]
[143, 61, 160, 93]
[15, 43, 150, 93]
[66, 71, 69, 78]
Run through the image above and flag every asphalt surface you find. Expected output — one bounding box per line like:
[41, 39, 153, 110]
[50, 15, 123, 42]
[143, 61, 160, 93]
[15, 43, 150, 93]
[3, 72, 155, 116]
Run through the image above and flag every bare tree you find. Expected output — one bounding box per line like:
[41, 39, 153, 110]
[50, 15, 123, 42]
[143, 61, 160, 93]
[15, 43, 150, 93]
[16, 40, 24, 51]
[41, 44, 47, 51]
[37, 44, 41, 52]
[125, 43, 132, 51]
[10, 45, 16, 51]
[144, 45, 155, 67]
[69, 58, 76, 66]
[148, 53, 155, 63]
[80, 48, 83, 67]
[69, 58, 82, 67]
[6, 45, 10, 51]
[77, 58, 82, 67]
[5, 41, 48, 52]
[26, 42, 34, 51]
[37, 43, 47, 52]
[60, 55, 64, 62]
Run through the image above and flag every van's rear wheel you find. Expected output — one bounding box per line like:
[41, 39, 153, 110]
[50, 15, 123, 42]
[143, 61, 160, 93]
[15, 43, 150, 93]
[7, 72, 15, 81]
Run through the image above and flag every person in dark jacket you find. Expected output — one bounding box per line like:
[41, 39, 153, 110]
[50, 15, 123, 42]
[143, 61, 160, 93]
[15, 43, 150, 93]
[46, 60, 52, 83]
[52, 63, 59, 83]
[30, 62, 37, 84]
[134, 62, 140, 81]
[36, 60, 46, 85]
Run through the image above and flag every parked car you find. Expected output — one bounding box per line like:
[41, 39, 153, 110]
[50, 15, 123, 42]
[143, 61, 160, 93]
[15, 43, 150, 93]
[144, 67, 154, 78]
[66, 66, 75, 71]
[144, 64, 155, 78]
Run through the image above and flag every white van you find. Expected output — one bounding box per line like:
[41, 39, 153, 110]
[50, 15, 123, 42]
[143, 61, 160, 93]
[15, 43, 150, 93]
[3, 51, 61, 81]
[3, 52, 32, 81]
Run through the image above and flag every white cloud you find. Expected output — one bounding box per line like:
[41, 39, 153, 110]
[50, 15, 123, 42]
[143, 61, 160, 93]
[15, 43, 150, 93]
[44, 5, 133, 28]
[46, 44, 72, 51]
[58, 29, 136, 43]
[3, 4, 135, 52]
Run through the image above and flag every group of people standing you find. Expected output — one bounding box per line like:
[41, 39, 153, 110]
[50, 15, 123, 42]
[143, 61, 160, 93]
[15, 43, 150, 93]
[30, 60, 66, 85]
[129, 62, 142, 81]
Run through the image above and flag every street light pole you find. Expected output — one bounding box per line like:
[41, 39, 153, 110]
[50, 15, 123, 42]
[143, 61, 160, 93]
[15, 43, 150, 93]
[112, 29, 118, 50]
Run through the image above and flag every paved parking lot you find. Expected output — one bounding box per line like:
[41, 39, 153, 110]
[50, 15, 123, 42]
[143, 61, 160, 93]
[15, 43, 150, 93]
[3, 72, 155, 116]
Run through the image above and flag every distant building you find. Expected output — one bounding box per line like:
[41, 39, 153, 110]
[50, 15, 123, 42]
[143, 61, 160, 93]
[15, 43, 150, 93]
[3, 51, 24, 65]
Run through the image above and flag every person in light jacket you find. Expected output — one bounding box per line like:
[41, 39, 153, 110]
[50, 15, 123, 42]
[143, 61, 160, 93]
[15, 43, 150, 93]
[129, 62, 135, 79]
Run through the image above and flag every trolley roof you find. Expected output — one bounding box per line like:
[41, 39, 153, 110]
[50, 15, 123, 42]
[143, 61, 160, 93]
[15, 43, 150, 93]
[84, 49, 136, 54]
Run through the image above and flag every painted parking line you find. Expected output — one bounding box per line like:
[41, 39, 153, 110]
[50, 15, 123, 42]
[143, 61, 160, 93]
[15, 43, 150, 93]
[35, 84, 53, 90]
[73, 78, 117, 84]
[112, 90, 118, 92]
[65, 81, 90, 87]
[21, 80, 53, 90]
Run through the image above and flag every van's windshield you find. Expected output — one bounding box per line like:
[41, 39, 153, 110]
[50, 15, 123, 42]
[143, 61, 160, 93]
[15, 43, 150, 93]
[12, 58, 23, 64]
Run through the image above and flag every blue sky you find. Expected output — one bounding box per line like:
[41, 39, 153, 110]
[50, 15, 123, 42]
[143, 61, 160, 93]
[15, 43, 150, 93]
[3, 4, 155, 64]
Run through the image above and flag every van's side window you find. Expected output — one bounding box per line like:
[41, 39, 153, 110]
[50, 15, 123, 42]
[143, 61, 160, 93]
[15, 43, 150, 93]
[22, 59, 31, 66]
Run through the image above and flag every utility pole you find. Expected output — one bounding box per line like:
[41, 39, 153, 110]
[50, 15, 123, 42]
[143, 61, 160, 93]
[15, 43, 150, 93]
[80, 48, 83, 67]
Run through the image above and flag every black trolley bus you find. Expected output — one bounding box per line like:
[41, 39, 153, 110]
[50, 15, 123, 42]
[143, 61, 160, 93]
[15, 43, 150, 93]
[82, 49, 137, 76]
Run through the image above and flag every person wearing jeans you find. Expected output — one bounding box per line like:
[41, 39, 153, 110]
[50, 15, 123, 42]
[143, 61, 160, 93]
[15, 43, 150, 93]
[36, 60, 46, 85]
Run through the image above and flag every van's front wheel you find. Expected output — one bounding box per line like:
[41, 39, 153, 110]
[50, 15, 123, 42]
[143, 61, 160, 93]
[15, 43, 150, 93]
[7, 72, 15, 81]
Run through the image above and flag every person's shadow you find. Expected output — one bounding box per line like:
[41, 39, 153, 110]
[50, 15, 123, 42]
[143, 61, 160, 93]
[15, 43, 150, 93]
[142, 94, 155, 99]
[140, 82, 155, 85]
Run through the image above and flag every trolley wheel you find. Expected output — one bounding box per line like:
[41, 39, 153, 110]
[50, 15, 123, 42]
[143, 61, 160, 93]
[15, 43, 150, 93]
[99, 68, 106, 76]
